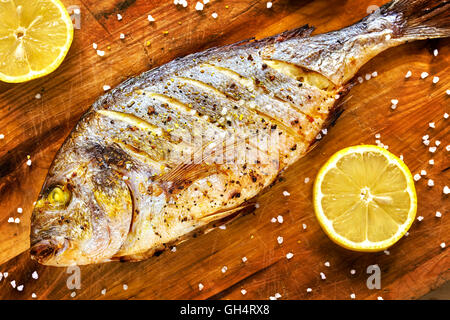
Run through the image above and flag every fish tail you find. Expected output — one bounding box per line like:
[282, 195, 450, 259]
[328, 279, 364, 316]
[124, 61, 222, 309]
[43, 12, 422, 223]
[381, 0, 450, 40]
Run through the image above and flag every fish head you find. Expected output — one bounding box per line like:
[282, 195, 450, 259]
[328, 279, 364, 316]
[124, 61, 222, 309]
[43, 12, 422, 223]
[30, 142, 133, 266]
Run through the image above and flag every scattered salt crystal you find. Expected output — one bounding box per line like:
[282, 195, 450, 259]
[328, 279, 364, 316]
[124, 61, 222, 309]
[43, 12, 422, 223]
[203, 0, 209, 4]
[433, 49, 438, 56]
[429, 146, 436, 153]
[241, 289, 247, 295]
[302, 223, 307, 230]
[421, 72, 429, 79]
[429, 159, 434, 165]
[304, 177, 310, 183]
[266, 1, 273, 8]
[277, 236, 283, 244]
[101, 288, 106, 295]
[17, 285, 24, 291]
[365, 73, 371, 81]
[17, 207, 23, 214]
[447, 89, 450, 95]
[3, 272, 8, 278]
[92, 43, 97, 50]
[147, 15, 155, 22]
[432, 76, 439, 84]
[123, 284, 128, 290]
[198, 283, 204, 291]
[96, 50, 105, 56]
[242, 256, 247, 263]
[413, 174, 421, 181]
[335, 94, 340, 99]
[10, 280, 16, 288]
[282, 190, 290, 197]
[427, 179, 434, 187]
[375, 133, 381, 139]
[372, 71, 378, 77]
[171, 246, 177, 252]
[443, 186, 450, 194]
[277, 215, 284, 223]
[117, 13, 122, 21]
[378, 296, 384, 300]
[435, 140, 441, 146]
[320, 272, 326, 280]
[417, 216, 424, 221]
[122, 175, 128, 180]
[423, 140, 430, 146]
[70, 291, 76, 298]
[195, 2, 204, 10]
[321, 128, 328, 135]
[269, 296, 277, 300]
[31, 293, 37, 299]
[74, 8, 80, 15]
[120, 33, 125, 39]
[405, 70, 412, 78]
[14, 218, 20, 224]
[212, 12, 218, 19]
[324, 261, 330, 267]
[0, 134, 4, 139]
[254, 203, 260, 209]
[429, 122, 435, 128]
[444, 113, 449, 119]
[384, 250, 390, 255]
[391, 104, 397, 110]
[391, 99, 398, 105]
[350, 293, 356, 299]
[26, 159, 32, 166]
[221, 266, 228, 273]
[440, 242, 446, 249]
[271, 217, 277, 223]
[447, 145, 450, 152]
[422, 134, 429, 140]
[435, 211, 442, 218]
[405, 232, 409, 237]
[350, 269, 356, 275]
[306, 288, 312, 293]
[286, 252, 294, 260]
[35, 93, 41, 99]
[32, 271, 38, 279]
[219, 225, 226, 230]
[420, 170, 427, 176]
[357, 76, 364, 83]
[103, 85, 111, 91]
[274, 292, 281, 299]
[399, 155, 404, 160]
[8, 217, 14, 223]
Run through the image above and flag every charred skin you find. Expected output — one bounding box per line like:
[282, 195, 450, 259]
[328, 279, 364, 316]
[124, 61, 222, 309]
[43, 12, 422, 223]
[30, 0, 450, 266]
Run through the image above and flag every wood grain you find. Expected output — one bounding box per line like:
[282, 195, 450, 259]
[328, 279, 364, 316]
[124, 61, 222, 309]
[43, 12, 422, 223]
[0, 0, 448, 300]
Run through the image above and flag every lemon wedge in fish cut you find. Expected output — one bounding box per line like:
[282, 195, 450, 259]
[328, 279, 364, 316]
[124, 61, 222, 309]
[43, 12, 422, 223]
[0, 0, 74, 83]
[313, 145, 417, 252]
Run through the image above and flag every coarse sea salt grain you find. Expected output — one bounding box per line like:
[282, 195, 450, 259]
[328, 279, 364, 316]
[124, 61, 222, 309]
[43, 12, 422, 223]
[413, 174, 421, 181]
[286, 252, 294, 260]
[377, 296, 384, 300]
[70, 291, 76, 298]
[443, 186, 450, 194]
[242, 256, 247, 263]
[391, 99, 398, 105]
[8, 217, 14, 223]
[219, 225, 226, 230]
[195, 2, 204, 10]
[324, 261, 330, 267]
[427, 179, 434, 187]
[429, 122, 435, 128]
[304, 177, 310, 183]
[350, 269, 356, 275]
[17, 207, 23, 213]
[10, 280, 16, 288]
[440, 243, 446, 249]
[421, 72, 429, 79]
[277, 236, 283, 244]
[435, 211, 442, 218]
[267, 1, 273, 8]
[32, 271, 38, 279]
[423, 140, 430, 146]
[320, 272, 326, 280]
[221, 266, 227, 273]
[35, 93, 41, 99]
[123, 284, 128, 290]
[147, 15, 155, 22]
[198, 283, 204, 291]
[120, 33, 125, 39]
[405, 70, 412, 78]
[444, 113, 449, 119]
[384, 250, 390, 255]
[271, 217, 277, 223]
[26, 159, 32, 166]
[433, 49, 438, 56]
[17, 285, 24, 291]
[0, 134, 4, 139]
[365, 73, 371, 80]
[14, 218, 20, 224]
[432, 76, 439, 84]
[117, 13, 122, 21]
[429, 146, 437, 153]
[306, 288, 312, 293]
[103, 85, 111, 91]
[92, 43, 97, 49]
[96, 50, 105, 56]
[101, 288, 106, 295]
[31, 293, 37, 299]
[282, 190, 290, 197]
[435, 140, 441, 146]
[350, 293, 356, 299]
[277, 215, 284, 223]
[429, 159, 434, 165]
[241, 289, 247, 295]
[420, 170, 427, 176]
[212, 12, 218, 19]
[417, 216, 424, 221]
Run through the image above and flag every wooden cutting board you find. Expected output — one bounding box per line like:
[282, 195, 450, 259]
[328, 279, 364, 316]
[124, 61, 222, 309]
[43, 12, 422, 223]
[0, 0, 448, 300]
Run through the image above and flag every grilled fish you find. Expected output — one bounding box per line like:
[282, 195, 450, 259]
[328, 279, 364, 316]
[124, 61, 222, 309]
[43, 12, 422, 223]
[30, 0, 450, 266]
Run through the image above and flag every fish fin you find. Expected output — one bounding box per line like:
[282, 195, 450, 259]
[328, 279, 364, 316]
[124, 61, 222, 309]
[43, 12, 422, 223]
[198, 204, 250, 224]
[271, 24, 315, 42]
[381, 0, 450, 40]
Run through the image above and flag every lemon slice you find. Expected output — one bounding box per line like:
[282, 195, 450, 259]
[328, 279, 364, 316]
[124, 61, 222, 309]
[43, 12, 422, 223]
[313, 145, 417, 252]
[0, 0, 73, 83]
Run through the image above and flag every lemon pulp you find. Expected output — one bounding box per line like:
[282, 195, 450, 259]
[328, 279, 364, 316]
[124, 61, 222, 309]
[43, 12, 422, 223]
[0, 0, 73, 83]
[314, 145, 417, 252]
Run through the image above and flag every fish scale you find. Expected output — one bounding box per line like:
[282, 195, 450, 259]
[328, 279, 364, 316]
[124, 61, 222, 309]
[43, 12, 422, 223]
[30, 0, 450, 265]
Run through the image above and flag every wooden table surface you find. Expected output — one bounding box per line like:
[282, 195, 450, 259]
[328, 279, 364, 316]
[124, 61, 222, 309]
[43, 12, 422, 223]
[0, 0, 448, 300]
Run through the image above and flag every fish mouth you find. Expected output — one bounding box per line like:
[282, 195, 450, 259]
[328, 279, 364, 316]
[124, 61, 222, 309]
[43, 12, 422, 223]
[30, 237, 69, 264]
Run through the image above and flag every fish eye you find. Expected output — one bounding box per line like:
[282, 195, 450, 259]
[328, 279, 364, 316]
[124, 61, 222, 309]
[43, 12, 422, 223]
[47, 186, 71, 207]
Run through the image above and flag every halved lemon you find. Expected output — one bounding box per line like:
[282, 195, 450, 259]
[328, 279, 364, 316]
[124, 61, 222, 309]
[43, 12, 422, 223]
[0, 0, 73, 83]
[313, 145, 417, 252]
